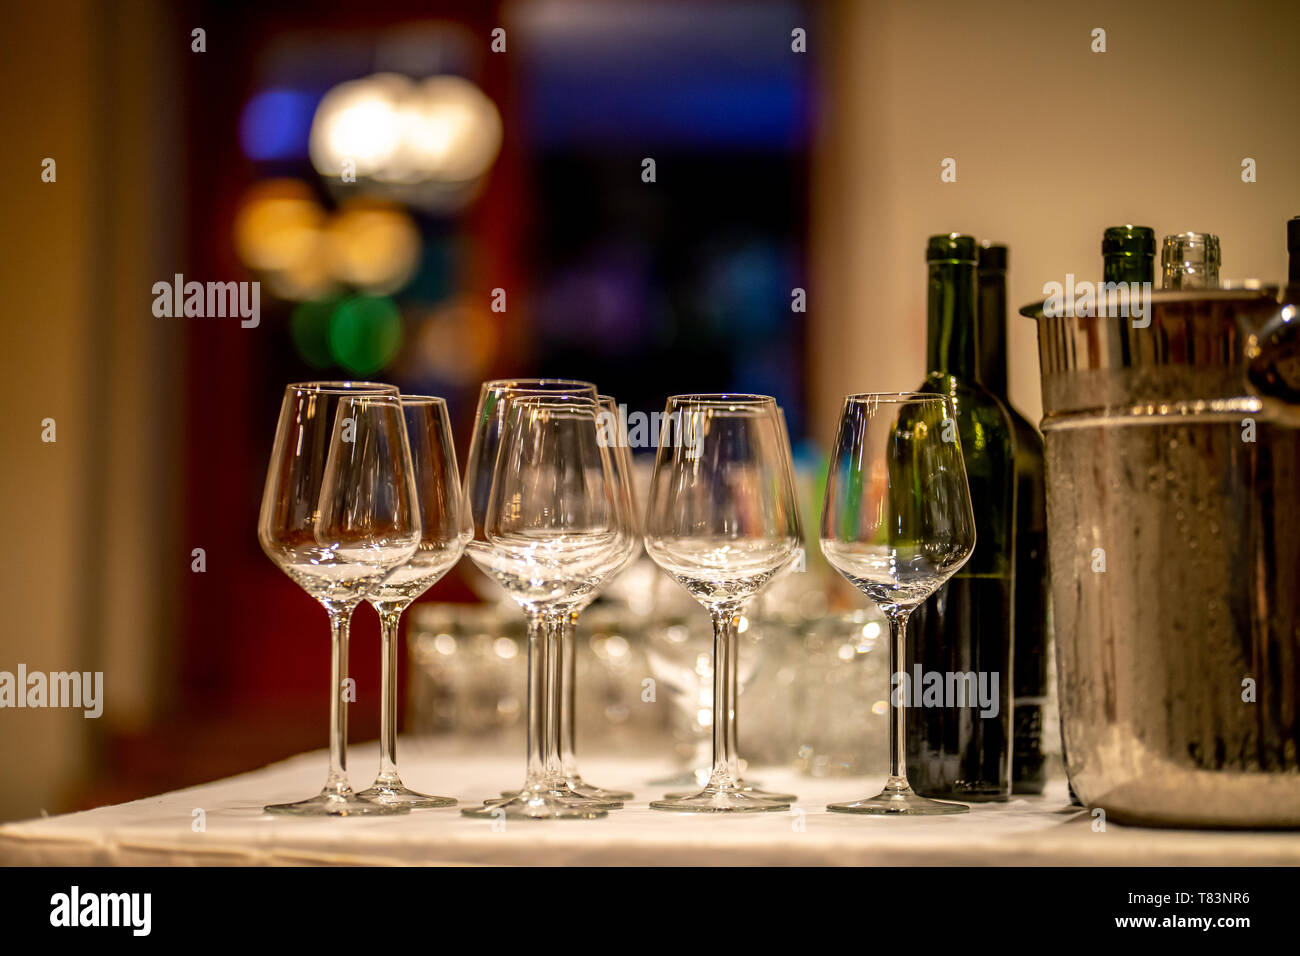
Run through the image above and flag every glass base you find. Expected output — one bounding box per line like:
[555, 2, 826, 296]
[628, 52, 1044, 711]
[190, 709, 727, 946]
[665, 782, 795, 802]
[355, 784, 456, 810]
[264, 790, 411, 817]
[827, 782, 968, 816]
[499, 784, 623, 810]
[650, 786, 790, 813]
[462, 792, 608, 820]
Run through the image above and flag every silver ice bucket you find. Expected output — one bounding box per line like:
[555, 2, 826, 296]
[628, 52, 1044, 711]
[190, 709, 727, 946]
[1022, 288, 1300, 827]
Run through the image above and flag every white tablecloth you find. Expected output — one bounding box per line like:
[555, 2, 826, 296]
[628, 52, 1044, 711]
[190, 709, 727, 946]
[3, 739, 1298, 866]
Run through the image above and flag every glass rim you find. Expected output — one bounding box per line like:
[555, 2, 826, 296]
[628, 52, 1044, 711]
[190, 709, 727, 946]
[666, 392, 776, 405]
[481, 377, 597, 394]
[285, 380, 397, 394]
[843, 391, 948, 404]
[398, 394, 447, 407]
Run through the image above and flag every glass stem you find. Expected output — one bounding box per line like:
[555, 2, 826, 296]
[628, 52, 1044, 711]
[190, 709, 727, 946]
[522, 612, 549, 794]
[374, 606, 405, 788]
[725, 611, 741, 782]
[543, 612, 566, 784]
[560, 611, 579, 778]
[707, 606, 742, 791]
[886, 606, 913, 793]
[324, 606, 354, 797]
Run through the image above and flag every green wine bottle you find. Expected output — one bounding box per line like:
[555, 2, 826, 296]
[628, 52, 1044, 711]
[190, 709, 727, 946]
[907, 233, 1015, 801]
[977, 242, 1049, 795]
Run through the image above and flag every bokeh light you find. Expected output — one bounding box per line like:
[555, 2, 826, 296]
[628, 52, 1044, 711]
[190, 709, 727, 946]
[233, 179, 324, 272]
[239, 88, 317, 161]
[308, 73, 408, 181]
[323, 200, 420, 294]
[308, 72, 501, 210]
[327, 295, 404, 374]
[407, 296, 499, 384]
[288, 300, 336, 368]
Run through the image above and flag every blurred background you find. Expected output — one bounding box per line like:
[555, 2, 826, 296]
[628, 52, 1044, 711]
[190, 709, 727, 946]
[1, 0, 1297, 822]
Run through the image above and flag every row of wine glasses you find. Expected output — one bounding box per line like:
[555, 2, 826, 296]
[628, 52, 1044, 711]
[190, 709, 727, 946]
[259, 380, 976, 818]
[258, 383, 469, 816]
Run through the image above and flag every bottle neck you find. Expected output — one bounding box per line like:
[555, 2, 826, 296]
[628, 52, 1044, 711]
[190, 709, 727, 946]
[927, 260, 978, 381]
[1163, 263, 1219, 290]
[1103, 254, 1154, 285]
[976, 267, 1008, 397]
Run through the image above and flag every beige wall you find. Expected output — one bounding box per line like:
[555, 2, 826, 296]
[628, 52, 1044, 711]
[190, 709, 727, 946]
[0, 2, 98, 822]
[812, 0, 1300, 443]
[0, 0, 179, 822]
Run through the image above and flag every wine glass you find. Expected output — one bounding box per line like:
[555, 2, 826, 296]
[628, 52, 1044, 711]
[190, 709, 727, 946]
[355, 397, 470, 809]
[461, 379, 611, 813]
[462, 393, 626, 820]
[664, 402, 801, 802]
[820, 392, 976, 814]
[644, 394, 801, 812]
[258, 383, 422, 816]
[551, 394, 640, 801]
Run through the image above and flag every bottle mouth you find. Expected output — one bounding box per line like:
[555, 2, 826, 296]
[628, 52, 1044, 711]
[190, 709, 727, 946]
[926, 233, 978, 263]
[1101, 225, 1156, 258]
[1161, 232, 1221, 266]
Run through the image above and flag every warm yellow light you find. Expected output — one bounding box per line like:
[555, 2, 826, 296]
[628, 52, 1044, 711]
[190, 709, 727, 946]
[324, 200, 420, 293]
[233, 179, 325, 271]
[406, 75, 502, 184]
[309, 72, 501, 193]
[410, 298, 499, 384]
[309, 73, 408, 181]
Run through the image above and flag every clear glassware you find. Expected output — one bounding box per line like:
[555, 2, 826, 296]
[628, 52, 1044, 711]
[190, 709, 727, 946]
[461, 379, 617, 813]
[355, 397, 470, 809]
[819, 392, 977, 815]
[665, 403, 801, 803]
[645, 394, 802, 812]
[462, 393, 626, 820]
[258, 383, 422, 816]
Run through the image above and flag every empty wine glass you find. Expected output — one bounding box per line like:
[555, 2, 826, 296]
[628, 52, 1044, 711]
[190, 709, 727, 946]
[462, 393, 626, 820]
[664, 402, 801, 802]
[645, 394, 801, 812]
[355, 397, 470, 809]
[461, 379, 610, 812]
[258, 383, 422, 816]
[820, 392, 976, 815]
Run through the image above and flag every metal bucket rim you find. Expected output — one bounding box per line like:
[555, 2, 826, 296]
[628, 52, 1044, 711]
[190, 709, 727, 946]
[1018, 287, 1281, 320]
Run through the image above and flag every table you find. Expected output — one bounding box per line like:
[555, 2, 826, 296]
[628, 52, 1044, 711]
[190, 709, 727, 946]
[4, 740, 1298, 866]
